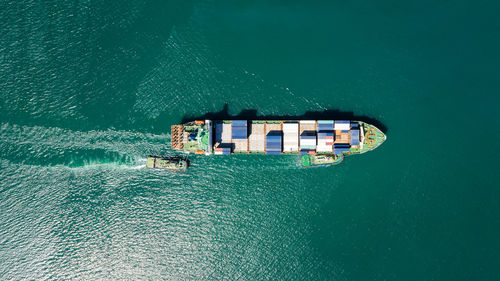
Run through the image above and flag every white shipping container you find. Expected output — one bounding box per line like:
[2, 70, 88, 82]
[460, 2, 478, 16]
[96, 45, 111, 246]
[299, 120, 316, 125]
[317, 145, 333, 152]
[300, 138, 316, 146]
[283, 124, 299, 152]
[334, 122, 350, 130]
[283, 123, 299, 133]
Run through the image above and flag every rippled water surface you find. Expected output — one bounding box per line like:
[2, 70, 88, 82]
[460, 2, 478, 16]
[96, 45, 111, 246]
[1, 0, 499, 280]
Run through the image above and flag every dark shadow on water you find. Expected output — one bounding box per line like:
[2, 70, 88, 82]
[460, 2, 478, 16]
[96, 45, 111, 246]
[181, 104, 388, 133]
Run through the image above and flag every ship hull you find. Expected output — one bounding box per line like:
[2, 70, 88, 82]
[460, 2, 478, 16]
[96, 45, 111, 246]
[171, 120, 385, 167]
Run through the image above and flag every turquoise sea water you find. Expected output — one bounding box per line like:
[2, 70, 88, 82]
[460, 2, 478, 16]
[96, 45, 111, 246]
[1, 0, 499, 280]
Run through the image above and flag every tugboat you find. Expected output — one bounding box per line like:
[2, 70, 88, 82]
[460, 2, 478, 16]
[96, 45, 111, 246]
[301, 154, 344, 167]
[146, 155, 188, 171]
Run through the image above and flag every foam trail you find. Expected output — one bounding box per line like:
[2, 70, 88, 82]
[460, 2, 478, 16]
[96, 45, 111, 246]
[0, 123, 173, 169]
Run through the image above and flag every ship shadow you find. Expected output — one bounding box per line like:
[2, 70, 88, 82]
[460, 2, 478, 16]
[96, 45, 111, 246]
[181, 104, 388, 133]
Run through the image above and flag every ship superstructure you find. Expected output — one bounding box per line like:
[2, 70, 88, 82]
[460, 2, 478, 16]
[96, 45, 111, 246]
[171, 120, 385, 167]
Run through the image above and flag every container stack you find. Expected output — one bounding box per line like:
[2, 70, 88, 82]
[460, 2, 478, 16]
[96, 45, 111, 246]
[334, 144, 350, 155]
[334, 120, 350, 130]
[300, 132, 316, 151]
[231, 120, 248, 152]
[266, 132, 282, 155]
[317, 132, 334, 152]
[349, 129, 360, 145]
[317, 120, 334, 152]
[283, 122, 299, 153]
[231, 120, 247, 139]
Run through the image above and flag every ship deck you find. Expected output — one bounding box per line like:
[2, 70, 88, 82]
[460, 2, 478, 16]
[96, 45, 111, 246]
[173, 120, 386, 161]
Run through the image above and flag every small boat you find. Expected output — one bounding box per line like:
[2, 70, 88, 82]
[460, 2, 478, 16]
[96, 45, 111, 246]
[146, 155, 188, 171]
[301, 154, 343, 167]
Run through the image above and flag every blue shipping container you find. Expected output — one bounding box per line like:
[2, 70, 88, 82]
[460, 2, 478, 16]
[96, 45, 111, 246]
[232, 120, 247, 127]
[350, 130, 360, 145]
[318, 132, 334, 139]
[334, 144, 350, 148]
[232, 127, 247, 139]
[334, 147, 350, 154]
[267, 135, 281, 139]
[335, 120, 350, 125]
[318, 123, 334, 131]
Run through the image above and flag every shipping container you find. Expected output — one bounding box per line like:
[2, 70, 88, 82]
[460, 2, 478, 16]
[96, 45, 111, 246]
[317, 120, 334, 124]
[232, 120, 247, 127]
[300, 144, 316, 150]
[318, 132, 334, 139]
[299, 120, 316, 124]
[317, 145, 333, 152]
[334, 144, 350, 148]
[334, 120, 350, 130]
[266, 133, 282, 152]
[318, 123, 334, 131]
[334, 147, 350, 154]
[232, 126, 247, 139]
[350, 129, 360, 145]
[283, 123, 299, 133]
[283, 123, 299, 152]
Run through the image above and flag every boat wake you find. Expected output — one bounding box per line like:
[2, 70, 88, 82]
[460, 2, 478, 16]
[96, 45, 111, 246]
[0, 123, 170, 170]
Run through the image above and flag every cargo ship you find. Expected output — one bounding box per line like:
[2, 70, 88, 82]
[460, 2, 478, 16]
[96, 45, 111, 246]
[146, 155, 188, 171]
[171, 120, 385, 167]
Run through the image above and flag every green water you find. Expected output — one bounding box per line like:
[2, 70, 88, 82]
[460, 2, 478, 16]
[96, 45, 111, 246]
[1, 0, 499, 280]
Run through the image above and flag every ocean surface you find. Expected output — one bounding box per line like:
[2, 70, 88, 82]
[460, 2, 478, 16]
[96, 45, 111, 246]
[1, 0, 499, 280]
